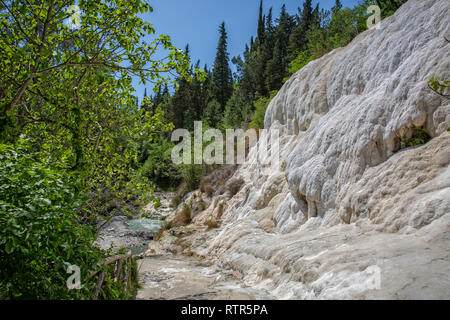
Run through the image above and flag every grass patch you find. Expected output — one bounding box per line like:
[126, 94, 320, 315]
[205, 218, 219, 230]
[173, 204, 191, 227]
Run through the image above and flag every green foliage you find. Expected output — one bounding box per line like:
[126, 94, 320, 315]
[0, 0, 192, 299]
[223, 86, 252, 128]
[0, 142, 140, 300]
[203, 99, 223, 127]
[287, 2, 370, 77]
[0, 0, 191, 139]
[288, 50, 315, 76]
[211, 22, 234, 113]
[375, 0, 407, 18]
[0, 143, 92, 299]
[287, 0, 317, 62]
[0, 0, 192, 221]
[400, 127, 431, 149]
[428, 77, 450, 97]
[249, 91, 278, 129]
[138, 138, 181, 190]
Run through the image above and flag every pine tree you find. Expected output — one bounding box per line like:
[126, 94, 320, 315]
[162, 83, 169, 96]
[152, 84, 163, 110]
[141, 88, 151, 112]
[332, 0, 343, 14]
[257, 0, 266, 43]
[265, 37, 284, 91]
[203, 99, 222, 127]
[223, 86, 251, 128]
[265, 4, 294, 91]
[211, 22, 233, 117]
[287, 0, 315, 62]
[240, 42, 256, 105]
[185, 59, 204, 128]
[264, 7, 275, 64]
[171, 44, 192, 129]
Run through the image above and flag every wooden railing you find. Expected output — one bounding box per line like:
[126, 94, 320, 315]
[89, 251, 133, 300]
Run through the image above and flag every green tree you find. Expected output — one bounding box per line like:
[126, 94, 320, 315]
[287, 0, 315, 62]
[265, 4, 294, 91]
[0, 0, 190, 141]
[203, 99, 222, 127]
[210, 22, 233, 116]
[376, 0, 407, 18]
[223, 86, 252, 128]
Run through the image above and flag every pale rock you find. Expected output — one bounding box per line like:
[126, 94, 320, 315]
[184, 0, 450, 299]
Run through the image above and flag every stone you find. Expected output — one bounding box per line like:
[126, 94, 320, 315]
[182, 0, 450, 299]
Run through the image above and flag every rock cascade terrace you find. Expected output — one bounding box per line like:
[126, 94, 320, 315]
[142, 0, 450, 300]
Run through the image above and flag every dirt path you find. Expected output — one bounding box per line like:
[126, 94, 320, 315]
[136, 255, 272, 300]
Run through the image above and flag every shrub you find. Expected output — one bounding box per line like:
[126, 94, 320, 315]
[201, 183, 215, 197]
[288, 51, 315, 76]
[376, 0, 408, 18]
[400, 127, 431, 149]
[0, 144, 92, 299]
[199, 165, 238, 197]
[171, 182, 188, 207]
[226, 178, 244, 197]
[217, 203, 225, 220]
[155, 221, 174, 241]
[137, 138, 181, 190]
[0, 143, 138, 300]
[173, 204, 192, 227]
[205, 218, 219, 230]
[154, 198, 162, 210]
[181, 164, 206, 191]
[249, 91, 278, 130]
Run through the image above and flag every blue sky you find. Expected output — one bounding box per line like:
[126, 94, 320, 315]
[133, 0, 359, 99]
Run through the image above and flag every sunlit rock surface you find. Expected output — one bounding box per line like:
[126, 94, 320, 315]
[187, 0, 450, 299]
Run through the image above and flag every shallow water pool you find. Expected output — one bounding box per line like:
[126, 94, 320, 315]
[127, 218, 164, 232]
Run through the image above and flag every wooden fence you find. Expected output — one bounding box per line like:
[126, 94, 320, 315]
[88, 251, 133, 300]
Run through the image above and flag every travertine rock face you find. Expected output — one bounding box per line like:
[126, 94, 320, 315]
[189, 0, 450, 299]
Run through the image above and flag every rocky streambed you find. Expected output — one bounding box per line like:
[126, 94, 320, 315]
[96, 192, 173, 255]
[96, 191, 262, 300]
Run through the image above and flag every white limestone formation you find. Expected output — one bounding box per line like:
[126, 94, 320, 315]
[187, 0, 449, 299]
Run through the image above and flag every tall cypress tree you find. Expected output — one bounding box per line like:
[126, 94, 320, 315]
[265, 4, 294, 91]
[287, 0, 315, 62]
[332, 0, 343, 14]
[250, 0, 269, 98]
[171, 44, 192, 129]
[211, 22, 233, 115]
[257, 0, 265, 42]
[141, 88, 151, 112]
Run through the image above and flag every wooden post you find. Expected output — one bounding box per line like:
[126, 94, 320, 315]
[127, 256, 132, 291]
[88, 252, 132, 298]
[93, 272, 105, 300]
[115, 259, 123, 282]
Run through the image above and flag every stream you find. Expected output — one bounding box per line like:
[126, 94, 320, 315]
[96, 191, 270, 300]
